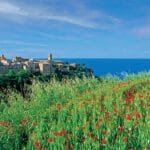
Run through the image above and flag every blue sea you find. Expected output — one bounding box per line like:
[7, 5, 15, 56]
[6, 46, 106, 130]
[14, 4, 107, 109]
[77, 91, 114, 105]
[55, 58, 150, 77]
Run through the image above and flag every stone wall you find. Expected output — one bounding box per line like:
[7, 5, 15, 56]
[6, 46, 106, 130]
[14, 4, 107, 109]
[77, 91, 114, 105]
[0, 64, 23, 73]
[39, 63, 52, 74]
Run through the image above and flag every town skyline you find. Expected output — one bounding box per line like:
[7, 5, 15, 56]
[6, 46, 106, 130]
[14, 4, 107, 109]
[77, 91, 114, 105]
[0, 0, 150, 58]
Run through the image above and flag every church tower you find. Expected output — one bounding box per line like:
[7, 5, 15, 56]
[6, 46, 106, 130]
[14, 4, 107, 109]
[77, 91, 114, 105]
[48, 53, 52, 61]
[0, 54, 6, 60]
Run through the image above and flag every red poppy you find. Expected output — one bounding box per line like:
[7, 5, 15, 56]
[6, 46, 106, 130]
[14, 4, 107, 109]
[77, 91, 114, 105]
[118, 126, 124, 132]
[54, 132, 61, 137]
[101, 139, 107, 145]
[105, 111, 110, 115]
[33, 141, 40, 148]
[123, 137, 128, 142]
[106, 121, 110, 125]
[96, 123, 101, 128]
[134, 113, 141, 119]
[125, 114, 132, 121]
[65, 144, 71, 150]
[98, 118, 103, 122]
[126, 99, 131, 105]
[147, 104, 150, 108]
[103, 130, 107, 136]
[47, 138, 53, 143]
[37, 147, 42, 150]
[61, 129, 67, 135]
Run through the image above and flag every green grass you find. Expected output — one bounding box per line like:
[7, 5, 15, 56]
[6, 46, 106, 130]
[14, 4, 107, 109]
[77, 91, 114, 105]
[0, 73, 150, 150]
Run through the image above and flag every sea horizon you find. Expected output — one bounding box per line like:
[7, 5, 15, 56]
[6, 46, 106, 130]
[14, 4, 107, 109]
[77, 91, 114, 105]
[34, 58, 150, 77]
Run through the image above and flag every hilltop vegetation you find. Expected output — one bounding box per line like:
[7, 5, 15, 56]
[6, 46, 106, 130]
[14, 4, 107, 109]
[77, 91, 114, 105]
[0, 68, 93, 98]
[0, 73, 150, 149]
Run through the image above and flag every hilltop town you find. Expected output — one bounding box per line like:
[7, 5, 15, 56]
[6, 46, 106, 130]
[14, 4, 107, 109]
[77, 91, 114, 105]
[0, 53, 93, 77]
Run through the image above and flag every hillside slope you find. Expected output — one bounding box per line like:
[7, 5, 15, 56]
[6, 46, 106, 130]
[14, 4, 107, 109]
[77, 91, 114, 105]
[0, 73, 150, 150]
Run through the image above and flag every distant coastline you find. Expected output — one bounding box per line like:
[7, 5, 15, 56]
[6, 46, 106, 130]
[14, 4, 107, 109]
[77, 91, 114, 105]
[51, 58, 150, 76]
[2, 55, 150, 77]
[0, 54, 93, 77]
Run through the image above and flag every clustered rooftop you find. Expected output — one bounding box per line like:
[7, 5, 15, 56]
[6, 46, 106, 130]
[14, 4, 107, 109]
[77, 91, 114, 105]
[0, 53, 71, 74]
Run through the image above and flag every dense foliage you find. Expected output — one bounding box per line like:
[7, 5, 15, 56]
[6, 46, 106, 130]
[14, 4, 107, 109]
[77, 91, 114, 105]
[0, 73, 150, 149]
[0, 67, 93, 97]
[0, 70, 32, 98]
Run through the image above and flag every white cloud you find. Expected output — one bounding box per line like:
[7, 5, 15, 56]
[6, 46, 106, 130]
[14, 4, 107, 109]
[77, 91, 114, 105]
[0, 40, 48, 47]
[0, 1, 121, 29]
[0, 2, 27, 16]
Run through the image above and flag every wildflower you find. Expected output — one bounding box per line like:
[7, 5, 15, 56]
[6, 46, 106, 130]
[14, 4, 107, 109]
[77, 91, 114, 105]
[103, 130, 107, 136]
[88, 132, 95, 139]
[65, 135, 69, 142]
[47, 138, 53, 143]
[105, 111, 110, 115]
[106, 121, 110, 125]
[140, 100, 144, 105]
[126, 99, 131, 105]
[95, 123, 101, 128]
[0, 121, 9, 126]
[33, 141, 40, 148]
[118, 126, 124, 132]
[147, 104, 150, 108]
[61, 129, 67, 135]
[123, 137, 128, 142]
[54, 132, 61, 137]
[125, 114, 132, 121]
[65, 144, 71, 150]
[134, 112, 141, 119]
[20, 119, 28, 125]
[101, 139, 107, 145]
[0, 122, 3, 126]
[113, 108, 117, 115]
[32, 122, 37, 127]
[98, 118, 103, 122]
[57, 103, 61, 109]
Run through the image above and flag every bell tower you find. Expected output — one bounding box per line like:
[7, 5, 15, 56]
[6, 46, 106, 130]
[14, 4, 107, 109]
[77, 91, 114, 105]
[0, 54, 6, 60]
[48, 53, 52, 61]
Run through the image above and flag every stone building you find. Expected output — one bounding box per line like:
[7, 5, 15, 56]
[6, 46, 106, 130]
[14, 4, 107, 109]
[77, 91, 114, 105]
[0, 54, 6, 61]
[23, 61, 37, 73]
[12, 56, 29, 63]
[0, 53, 54, 74]
[0, 63, 23, 74]
[0, 53, 93, 77]
[22, 53, 54, 74]
[0, 53, 90, 75]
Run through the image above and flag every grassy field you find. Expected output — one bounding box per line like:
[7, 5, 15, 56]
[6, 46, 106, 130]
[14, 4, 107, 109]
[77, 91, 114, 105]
[0, 73, 150, 150]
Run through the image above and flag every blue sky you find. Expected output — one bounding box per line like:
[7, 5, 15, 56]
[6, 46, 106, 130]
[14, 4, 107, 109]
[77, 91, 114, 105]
[0, 0, 150, 58]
